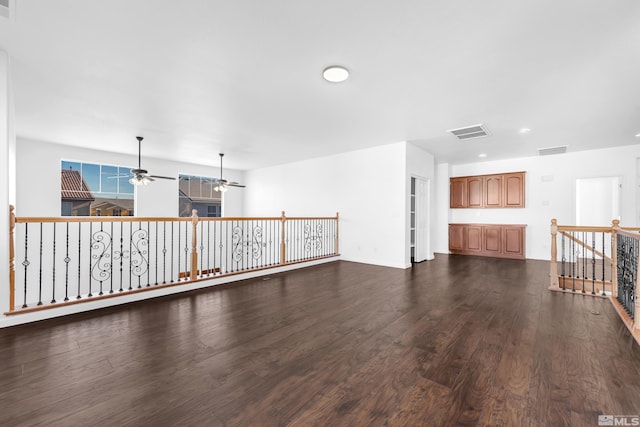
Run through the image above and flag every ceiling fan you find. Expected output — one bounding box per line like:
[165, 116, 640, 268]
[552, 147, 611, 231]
[212, 153, 245, 192]
[127, 136, 176, 185]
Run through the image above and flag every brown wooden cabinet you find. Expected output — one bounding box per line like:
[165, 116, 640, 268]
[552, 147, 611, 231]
[450, 178, 467, 208]
[448, 223, 526, 260]
[449, 172, 525, 208]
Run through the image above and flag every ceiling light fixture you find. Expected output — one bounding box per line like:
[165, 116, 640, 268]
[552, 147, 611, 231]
[323, 65, 349, 83]
[519, 128, 531, 134]
[635, 133, 640, 138]
[478, 153, 487, 158]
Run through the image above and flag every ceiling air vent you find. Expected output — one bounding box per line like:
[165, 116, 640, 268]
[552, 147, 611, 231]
[448, 124, 490, 140]
[537, 145, 567, 156]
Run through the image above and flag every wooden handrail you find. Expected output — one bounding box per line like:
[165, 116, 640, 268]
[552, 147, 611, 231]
[556, 225, 614, 232]
[14, 214, 340, 223]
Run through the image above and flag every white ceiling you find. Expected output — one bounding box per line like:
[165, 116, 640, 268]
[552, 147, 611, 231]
[1, 0, 639, 170]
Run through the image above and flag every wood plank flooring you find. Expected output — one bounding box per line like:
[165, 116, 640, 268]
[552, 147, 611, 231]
[1, 255, 640, 426]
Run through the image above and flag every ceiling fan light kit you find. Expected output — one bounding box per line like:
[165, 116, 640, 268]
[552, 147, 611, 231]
[128, 136, 176, 186]
[213, 153, 245, 192]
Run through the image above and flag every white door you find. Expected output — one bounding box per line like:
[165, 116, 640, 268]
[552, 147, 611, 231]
[575, 176, 620, 226]
[414, 177, 430, 262]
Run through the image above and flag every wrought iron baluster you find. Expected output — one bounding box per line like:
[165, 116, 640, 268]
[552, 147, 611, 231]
[118, 222, 124, 292]
[200, 220, 204, 277]
[177, 221, 181, 281]
[109, 222, 114, 294]
[162, 222, 167, 284]
[170, 222, 174, 283]
[207, 221, 211, 276]
[22, 223, 29, 308]
[37, 223, 43, 305]
[64, 222, 70, 301]
[561, 232, 566, 290]
[128, 222, 133, 290]
[184, 220, 188, 279]
[51, 223, 57, 303]
[88, 222, 93, 297]
[602, 232, 606, 296]
[582, 231, 586, 293]
[571, 232, 575, 292]
[155, 221, 158, 285]
[591, 231, 596, 295]
[77, 222, 82, 299]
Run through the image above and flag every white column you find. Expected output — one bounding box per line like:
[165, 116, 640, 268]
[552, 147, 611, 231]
[0, 50, 14, 313]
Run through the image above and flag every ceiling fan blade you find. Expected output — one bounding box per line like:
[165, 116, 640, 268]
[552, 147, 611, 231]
[107, 174, 133, 179]
[149, 175, 176, 180]
[228, 182, 246, 188]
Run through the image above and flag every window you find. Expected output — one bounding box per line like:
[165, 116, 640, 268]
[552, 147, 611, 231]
[61, 160, 135, 216]
[178, 174, 222, 217]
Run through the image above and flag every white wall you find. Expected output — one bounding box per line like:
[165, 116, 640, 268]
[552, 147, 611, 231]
[436, 145, 640, 260]
[244, 142, 409, 268]
[16, 138, 245, 217]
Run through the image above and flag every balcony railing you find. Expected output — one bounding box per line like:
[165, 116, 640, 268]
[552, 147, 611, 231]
[549, 218, 640, 344]
[7, 206, 339, 314]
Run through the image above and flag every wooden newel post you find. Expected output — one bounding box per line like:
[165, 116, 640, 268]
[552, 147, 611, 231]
[549, 219, 558, 289]
[190, 209, 199, 281]
[335, 212, 339, 255]
[612, 219, 620, 298]
[9, 205, 15, 312]
[280, 211, 286, 265]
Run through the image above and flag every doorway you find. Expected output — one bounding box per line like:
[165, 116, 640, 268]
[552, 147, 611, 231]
[575, 176, 620, 226]
[411, 176, 430, 263]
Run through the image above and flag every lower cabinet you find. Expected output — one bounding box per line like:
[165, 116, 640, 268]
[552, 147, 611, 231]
[448, 223, 526, 260]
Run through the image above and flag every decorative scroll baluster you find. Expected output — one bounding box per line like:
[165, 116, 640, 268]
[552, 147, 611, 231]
[9, 206, 15, 311]
[77, 222, 82, 299]
[88, 222, 93, 297]
[118, 222, 124, 292]
[110, 222, 114, 294]
[617, 233, 637, 319]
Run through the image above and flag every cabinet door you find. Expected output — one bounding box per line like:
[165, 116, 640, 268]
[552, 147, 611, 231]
[467, 176, 483, 208]
[449, 224, 465, 251]
[503, 226, 525, 258]
[482, 226, 502, 255]
[503, 173, 525, 208]
[450, 178, 467, 208]
[466, 225, 483, 253]
[484, 175, 502, 208]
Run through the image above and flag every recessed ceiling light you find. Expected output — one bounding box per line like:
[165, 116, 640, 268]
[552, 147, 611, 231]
[635, 132, 640, 137]
[519, 128, 531, 134]
[478, 153, 487, 158]
[323, 66, 349, 83]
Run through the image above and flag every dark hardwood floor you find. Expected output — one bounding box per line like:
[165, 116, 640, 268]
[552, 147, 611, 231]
[1, 255, 640, 426]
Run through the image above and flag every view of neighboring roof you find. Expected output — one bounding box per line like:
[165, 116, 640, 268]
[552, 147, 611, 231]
[61, 169, 95, 201]
[91, 197, 134, 211]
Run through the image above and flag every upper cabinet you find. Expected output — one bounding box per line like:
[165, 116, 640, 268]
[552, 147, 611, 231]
[450, 171, 525, 209]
